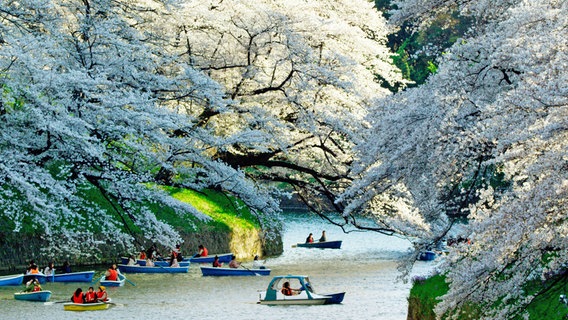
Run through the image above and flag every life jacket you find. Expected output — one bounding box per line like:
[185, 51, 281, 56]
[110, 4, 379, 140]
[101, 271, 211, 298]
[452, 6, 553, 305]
[281, 287, 293, 296]
[30, 268, 39, 274]
[85, 291, 97, 303]
[139, 252, 146, 260]
[106, 269, 118, 281]
[201, 247, 208, 257]
[72, 294, 84, 304]
[96, 291, 108, 301]
[32, 286, 41, 292]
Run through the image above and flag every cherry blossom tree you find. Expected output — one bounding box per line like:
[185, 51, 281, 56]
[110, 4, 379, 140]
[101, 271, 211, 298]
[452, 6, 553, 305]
[343, 0, 568, 318]
[0, 0, 401, 257]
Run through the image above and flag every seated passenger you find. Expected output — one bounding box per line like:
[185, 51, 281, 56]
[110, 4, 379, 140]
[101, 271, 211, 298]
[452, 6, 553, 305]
[281, 281, 300, 296]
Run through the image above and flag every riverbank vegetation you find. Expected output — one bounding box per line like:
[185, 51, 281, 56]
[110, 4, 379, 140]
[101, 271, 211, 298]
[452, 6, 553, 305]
[408, 271, 568, 320]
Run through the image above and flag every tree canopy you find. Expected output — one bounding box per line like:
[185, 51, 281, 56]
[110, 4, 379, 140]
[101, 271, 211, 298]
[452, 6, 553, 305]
[342, 0, 568, 318]
[0, 0, 399, 256]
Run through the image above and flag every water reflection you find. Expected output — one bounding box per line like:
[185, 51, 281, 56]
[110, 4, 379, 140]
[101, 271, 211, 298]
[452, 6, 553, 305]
[0, 213, 435, 320]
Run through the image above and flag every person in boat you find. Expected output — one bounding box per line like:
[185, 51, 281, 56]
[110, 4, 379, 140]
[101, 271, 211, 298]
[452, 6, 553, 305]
[127, 255, 137, 265]
[281, 281, 301, 296]
[105, 264, 119, 281]
[43, 261, 55, 276]
[96, 286, 108, 302]
[23, 278, 41, 292]
[146, 243, 161, 260]
[146, 257, 155, 267]
[84, 286, 97, 303]
[212, 255, 223, 268]
[169, 252, 180, 267]
[228, 255, 241, 269]
[171, 244, 182, 259]
[252, 255, 264, 269]
[196, 244, 208, 257]
[62, 260, 72, 273]
[319, 230, 327, 242]
[25, 260, 40, 275]
[305, 233, 314, 243]
[71, 288, 85, 304]
[138, 250, 147, 260]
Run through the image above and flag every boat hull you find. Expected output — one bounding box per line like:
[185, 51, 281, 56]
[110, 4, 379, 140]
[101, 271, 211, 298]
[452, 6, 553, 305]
[63, 302, 109, 311]
[48, 271, 95, 283]
[117, 264, 189, 273]
[200, 266, 271, 276]
[296, 240, 342, 249]
[259, 298, 327, 305]
[418, 251, 436, 261]
[0, 274, 24, 286]
[153, 260, 190, 267]
[100, 274, 126, 287]
[189, 253, 233, 264]
[14, 291, 52, 302]
[321, 292, 345, 304]
[23, 274, 48, 284]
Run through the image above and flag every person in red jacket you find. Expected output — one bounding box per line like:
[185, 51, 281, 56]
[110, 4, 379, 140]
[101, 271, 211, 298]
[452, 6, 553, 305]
[71, 288, 84, 303]
[84, 287, 97, 303]
[105, 264, 119, 281]
[196, 244, 208, 257]
[96, 286, 108, 302]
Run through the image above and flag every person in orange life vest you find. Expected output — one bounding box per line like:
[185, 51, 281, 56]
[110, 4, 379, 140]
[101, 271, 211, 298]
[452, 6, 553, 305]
[96, 286, 108, 302]
[71, 288, 84, 303]
[138, 250, 147, 260]
[196, 244, 208, 257]
[84, 286, 97, 303]
[212, 255, 223, 268]
[281, 281, 300, 296]
[105, 264, 119, 281]
[26, 260, 40, 275]
[172, 244, 181, 258]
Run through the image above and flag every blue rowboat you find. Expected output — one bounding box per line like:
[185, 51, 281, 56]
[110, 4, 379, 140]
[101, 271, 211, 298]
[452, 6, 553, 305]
[153, 260, 190, 267]
[14, 290, 52, 302]
[117, 264, 189, 273]
[47, 271, 95, 283]
[200, 266, 271, 276]
[100, 273, 126, 287]
[295, 240, 342, 249]
[189, 253, 233, 264]
[0, 274, 24, 286]
[418, 251, 437, 261]
[23, 274, 48, 284]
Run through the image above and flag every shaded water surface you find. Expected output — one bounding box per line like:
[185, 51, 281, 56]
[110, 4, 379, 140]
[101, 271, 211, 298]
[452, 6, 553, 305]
[0, 213, 435, 320]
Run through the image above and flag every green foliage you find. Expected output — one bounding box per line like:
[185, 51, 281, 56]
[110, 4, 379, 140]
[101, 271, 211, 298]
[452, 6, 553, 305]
[409, 273, 568, 320]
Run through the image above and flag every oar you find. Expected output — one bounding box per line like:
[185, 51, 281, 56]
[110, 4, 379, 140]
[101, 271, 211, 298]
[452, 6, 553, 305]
[91, 275, 104, 284]
[240, 265, 260, 276]
[44, 300, 68, 305]
[124, 276, 136, 286]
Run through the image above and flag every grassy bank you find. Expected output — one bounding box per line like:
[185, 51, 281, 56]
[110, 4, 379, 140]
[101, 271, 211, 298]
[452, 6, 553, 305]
[408, 273, 568, 319]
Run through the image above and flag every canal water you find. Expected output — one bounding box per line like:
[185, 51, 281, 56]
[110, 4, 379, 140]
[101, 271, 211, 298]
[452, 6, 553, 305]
[0, 213, 436, 320]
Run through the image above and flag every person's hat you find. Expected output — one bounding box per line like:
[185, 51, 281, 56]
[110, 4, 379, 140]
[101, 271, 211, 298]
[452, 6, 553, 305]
[99, 286, 106, 290]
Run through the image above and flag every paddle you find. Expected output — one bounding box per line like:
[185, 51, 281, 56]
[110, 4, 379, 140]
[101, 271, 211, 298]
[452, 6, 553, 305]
[124, 277, 136, 286]
[240, 265, 260, 276]
[44, 300, 68, 305]
[91, 275, 104, 284]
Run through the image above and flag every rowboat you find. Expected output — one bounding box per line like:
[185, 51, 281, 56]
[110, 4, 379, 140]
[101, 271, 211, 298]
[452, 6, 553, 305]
[14, 291, 52, 302]
[188, 253, 233, 264]
[119, 257, 190, 267]
[418, 251, 437, 261]
[117, 264, 189, 273]
[200, 266, 271, 276]
[0, 274, 24, 286]
[153, 260, 190, 267]
[258, 275, 345, 305]
[100, 273, 126, 287]
[63, 302, 109, 311]
[295, 240, 342, 249]
[47, 271, 95, 283]
[23, 274, 48, 284]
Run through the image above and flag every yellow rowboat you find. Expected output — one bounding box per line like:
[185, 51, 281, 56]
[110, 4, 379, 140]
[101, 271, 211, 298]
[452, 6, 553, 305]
[63, 302, 109, 311]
